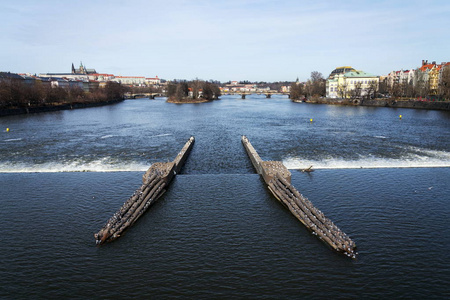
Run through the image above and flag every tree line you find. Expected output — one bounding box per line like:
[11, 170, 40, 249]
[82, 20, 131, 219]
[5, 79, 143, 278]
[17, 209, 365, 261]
[167, 80, 221, 102]
[290, 71, 326, 100]
[0, 78, 126, 109]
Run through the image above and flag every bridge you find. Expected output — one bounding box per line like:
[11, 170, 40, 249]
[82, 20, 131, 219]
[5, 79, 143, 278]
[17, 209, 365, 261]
[223, 91, 290, 99]
[124, 92, 163, 99]
[125, 91, 290, 100]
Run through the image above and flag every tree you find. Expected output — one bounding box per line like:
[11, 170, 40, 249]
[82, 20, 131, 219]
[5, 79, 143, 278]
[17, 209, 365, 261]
[305, 71, 325, 97]
[0, 80, 12, 108]
[290, 82, 304, 100]
[366, 80, 378, 99]
[439, 65, 450, 100]
[414, 71, 429, 98]
[175, 82, 189, 100]
[337, 82, 348, 99]
[350, 81, 362, 99]
[166, 83, 177, 98]
[190, 79, 202, 99]
[105, 81, 125, 101]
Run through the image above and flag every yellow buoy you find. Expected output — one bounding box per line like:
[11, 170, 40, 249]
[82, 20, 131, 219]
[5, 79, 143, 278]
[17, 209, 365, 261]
[399, 115, 402, 119]
[6, 128, 9, 132]
[310, 118, 313, 122]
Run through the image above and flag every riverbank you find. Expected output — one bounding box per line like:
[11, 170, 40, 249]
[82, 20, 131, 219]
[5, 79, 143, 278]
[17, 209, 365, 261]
[293, 98, 450, 111]
[0, 99, 124, 117]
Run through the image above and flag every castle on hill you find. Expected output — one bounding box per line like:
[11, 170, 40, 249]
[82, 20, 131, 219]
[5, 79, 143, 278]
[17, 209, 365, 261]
[71, 62, 97, 75]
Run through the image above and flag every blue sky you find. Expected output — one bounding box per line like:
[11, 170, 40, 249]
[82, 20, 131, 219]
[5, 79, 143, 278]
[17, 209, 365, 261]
[1, 0, 449, 82]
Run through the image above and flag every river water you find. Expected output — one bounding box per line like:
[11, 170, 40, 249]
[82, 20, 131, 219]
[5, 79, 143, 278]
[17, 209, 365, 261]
[0, 95, 449, 298]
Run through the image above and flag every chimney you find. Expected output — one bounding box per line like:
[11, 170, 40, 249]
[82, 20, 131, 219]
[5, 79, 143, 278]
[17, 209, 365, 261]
[432, 61, 436, 65]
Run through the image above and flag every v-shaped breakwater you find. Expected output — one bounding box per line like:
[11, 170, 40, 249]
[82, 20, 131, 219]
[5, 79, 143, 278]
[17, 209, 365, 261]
[94, 136, 195, 245]
[241, 136, 356, 258]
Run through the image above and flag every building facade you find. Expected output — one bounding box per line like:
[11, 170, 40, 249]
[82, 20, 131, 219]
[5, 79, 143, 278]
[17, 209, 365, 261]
[326, 69, 379, 99]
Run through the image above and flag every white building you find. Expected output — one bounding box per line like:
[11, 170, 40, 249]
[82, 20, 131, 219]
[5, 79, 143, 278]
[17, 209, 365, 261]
[327, 70, 379, 99]
[112, 76, 146, 86]
[145, 76, 161, 85]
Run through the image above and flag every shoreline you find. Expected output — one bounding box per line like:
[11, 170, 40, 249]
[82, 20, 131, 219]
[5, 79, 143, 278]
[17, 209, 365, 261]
[292, 98, 450, 111]
[166, 98, 213, 104]
[0, 99, 124, 117]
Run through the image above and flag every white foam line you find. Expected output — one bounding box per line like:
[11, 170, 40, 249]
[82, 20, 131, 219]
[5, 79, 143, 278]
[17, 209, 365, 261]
[151, 133, 172, 138]
[100, 135, 115, 139]
[283, 158, 450, 170]
[0, 161, 149, 173]
[284, 146, 450, 170]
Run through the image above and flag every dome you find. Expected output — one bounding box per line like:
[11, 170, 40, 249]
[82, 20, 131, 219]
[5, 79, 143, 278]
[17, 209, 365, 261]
[328, 66, 356, 78]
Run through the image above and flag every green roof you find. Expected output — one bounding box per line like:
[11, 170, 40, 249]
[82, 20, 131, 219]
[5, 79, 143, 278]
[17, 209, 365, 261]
[343, 71, 378, 78]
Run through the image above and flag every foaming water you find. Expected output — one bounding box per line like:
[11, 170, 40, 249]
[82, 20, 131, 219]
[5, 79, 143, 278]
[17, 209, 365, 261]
[2, 138, 23, 142]
[284, 146, 450, 169]
[0, 158, 149, 173]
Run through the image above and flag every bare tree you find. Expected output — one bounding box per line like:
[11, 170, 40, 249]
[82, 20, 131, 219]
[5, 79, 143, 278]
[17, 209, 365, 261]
[414, 71, 429, 98]
[337, 82, 348, 99]
[309, 71, 326, 97]
[350, 81, 362, 99]
[190, 79, 202, 99]
[290, 82, 304, 100]
[439, 65, 450, 100]
[367, 81, 378, 99]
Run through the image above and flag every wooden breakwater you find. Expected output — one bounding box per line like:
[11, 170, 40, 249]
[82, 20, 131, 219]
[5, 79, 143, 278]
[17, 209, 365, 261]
[241, 136, 356, 258]
[94, 136, 195, 245]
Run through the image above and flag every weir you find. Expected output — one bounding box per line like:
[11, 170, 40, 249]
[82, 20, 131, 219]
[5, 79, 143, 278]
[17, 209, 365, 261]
[241, 136, 357, 258]
[94, 136, 195, 245]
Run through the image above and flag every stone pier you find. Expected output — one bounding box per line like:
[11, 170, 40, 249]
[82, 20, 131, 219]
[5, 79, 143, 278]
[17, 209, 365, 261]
[241, 135, 356, 258]
[94, 137, 195, 245]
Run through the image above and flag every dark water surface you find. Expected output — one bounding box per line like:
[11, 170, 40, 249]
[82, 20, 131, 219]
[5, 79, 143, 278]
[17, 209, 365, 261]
[0, 96, 449, 298]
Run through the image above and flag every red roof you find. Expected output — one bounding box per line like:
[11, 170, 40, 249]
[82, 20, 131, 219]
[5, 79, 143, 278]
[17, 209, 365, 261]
[419, 64, 434, 72]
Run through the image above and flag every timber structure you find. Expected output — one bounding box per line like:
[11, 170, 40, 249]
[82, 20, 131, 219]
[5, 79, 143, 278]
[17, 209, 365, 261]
[94, 136, 195, 245]
[241, 136, 356, 258]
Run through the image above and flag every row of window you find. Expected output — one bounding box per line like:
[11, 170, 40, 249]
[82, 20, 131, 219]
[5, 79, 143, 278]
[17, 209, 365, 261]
[329, 79, 377, 87]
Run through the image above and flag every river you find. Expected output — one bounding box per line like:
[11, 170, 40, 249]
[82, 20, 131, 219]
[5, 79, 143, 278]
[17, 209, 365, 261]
[0, 95, 449, 298]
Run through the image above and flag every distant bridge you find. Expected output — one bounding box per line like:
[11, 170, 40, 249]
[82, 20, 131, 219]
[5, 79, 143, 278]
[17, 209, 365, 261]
[124, 93, 163, 99]
[223, 91, 290, 99]
[125, 91, 290, 100]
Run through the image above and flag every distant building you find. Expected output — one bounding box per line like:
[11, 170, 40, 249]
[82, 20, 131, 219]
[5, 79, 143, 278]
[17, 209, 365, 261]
[112, 76, 145, 86]
[40, 62, 97, 82]
[36, 62, 164, 89]
[145, 76, 161, 85]
[72, 62, 97, 75]
[326, 69, 379, 99]
[387, 69, 415, 88]
[413, 60, 450, 95]
[88, 73, 115, 81]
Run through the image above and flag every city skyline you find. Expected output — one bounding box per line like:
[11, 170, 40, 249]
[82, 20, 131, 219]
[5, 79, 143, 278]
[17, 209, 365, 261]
[1, 0, 449, 82]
